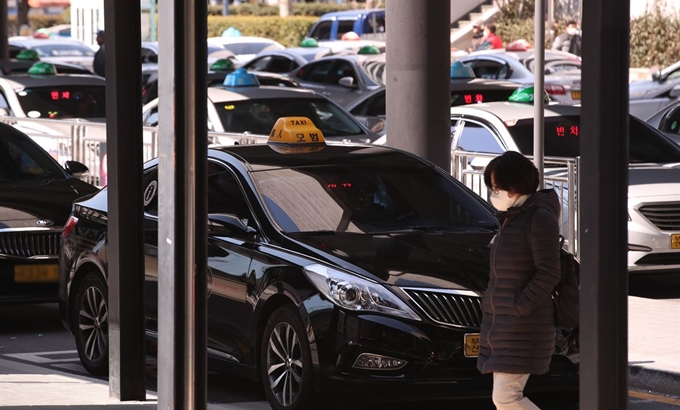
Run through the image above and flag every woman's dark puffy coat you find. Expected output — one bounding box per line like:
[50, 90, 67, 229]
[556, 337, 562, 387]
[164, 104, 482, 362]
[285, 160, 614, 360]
[477, 189, 561, 375]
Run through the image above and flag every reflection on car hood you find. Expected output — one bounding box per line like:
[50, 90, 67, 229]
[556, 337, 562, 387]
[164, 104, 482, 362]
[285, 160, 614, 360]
[0, 178, 97, 228]
[628, 164, 680, 197]
[286, 231, 493, 292]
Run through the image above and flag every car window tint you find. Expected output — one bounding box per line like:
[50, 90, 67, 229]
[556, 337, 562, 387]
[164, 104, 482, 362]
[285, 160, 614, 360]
[366, 92, 386, 116]
[457, 122, 504, 154]
[310, 21, 333, 41]
[246, 56, 271, 72]
[268, 56, 296, 73]
[508, 115, 680, 163]
[362, 14, 385, 34]
[328, 60, 357, 85]
[213, 98, 364, 137]
[141, 48, 158, 64]
[473, 60, 504, 79]
[17, 86, 106, 119]
[0, 128, 64, 182]
[298, 60, 333, 83]
[252, 165, 497, 233]
[336, 20, 356, 39]
[207, 163, 253, 225]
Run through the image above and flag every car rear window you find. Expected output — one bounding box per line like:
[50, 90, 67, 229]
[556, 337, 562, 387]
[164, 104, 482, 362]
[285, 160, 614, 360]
[17, 86, 106, 119]
[508, 115, 680, 163]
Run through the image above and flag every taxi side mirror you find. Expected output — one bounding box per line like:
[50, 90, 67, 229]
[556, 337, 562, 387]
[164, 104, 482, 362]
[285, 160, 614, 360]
[338, 76, 355, 88]
[670, 85, 680, 98]
[208, 213, 257, 237]
[64, 161, 89, 178]
[652, 71, 662, 82]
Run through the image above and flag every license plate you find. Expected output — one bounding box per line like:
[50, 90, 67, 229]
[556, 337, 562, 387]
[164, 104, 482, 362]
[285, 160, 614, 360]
[464, 333, 480, 358]
[672, 234, 680, 249]
[571, 91, 581, 100]
[14, 265, 59, 284]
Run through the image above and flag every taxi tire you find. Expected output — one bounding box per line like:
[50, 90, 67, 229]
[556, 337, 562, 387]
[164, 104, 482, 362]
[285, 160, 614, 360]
[260, 305, 318, 410]
[73, 272, 109, 376]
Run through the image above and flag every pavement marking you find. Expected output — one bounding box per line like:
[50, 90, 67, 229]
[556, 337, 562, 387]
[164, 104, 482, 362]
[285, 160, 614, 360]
[630, 391, 680, 406]
[3, 350, 80, 364]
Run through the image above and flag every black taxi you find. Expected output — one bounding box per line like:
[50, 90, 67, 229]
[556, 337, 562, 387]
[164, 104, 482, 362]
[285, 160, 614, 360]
[59, 118, 578, 410]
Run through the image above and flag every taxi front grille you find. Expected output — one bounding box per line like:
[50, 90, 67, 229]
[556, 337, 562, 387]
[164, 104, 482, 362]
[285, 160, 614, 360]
[403, 288, 482, 328]
[637, 253, 680, 266]
[639, 203, 680, 231]
[0, 231, 60, 257]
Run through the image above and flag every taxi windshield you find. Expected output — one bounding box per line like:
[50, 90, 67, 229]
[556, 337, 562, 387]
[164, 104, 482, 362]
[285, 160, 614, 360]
[0, 129, 64, 182]
[17, 86, 106, 119]
[251, 165, 497, 233]
[213, 98, 364, 137]
[507, 115, 680, 163]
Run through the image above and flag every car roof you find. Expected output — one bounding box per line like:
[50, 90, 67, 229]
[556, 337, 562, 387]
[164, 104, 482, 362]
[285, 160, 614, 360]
[208, 36, 281, 44]
[466, 49, 581, 62]
[0, 74, 105, 88]
[317, 9, 384, 19]
[212, 143, 423, 171]
[8, 37, 91, 48]
[207, 84, 319, 103]
[450, 101, 581, 121]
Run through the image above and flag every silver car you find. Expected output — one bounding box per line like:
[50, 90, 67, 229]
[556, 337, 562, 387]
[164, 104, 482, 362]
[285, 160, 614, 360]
[446, 102, 680, 274]
[457, 49, 582, 104]
[629, 60, 680, 120]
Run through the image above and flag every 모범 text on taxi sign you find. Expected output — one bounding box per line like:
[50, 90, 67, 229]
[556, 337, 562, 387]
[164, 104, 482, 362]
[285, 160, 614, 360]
[268, 117, 326, 154]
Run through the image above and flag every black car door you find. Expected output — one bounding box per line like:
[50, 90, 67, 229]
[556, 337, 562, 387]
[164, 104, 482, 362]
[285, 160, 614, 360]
[205, 161, 259, 366]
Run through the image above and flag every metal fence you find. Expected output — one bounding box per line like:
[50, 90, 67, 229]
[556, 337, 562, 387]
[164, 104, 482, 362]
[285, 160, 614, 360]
[451, 150, 580, 257]
[0, 116, 269, 187]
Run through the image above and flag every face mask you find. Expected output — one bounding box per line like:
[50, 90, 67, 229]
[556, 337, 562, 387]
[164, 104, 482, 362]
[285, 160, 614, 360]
[489, 190, 518, 212]
[566, 27, 579, 36]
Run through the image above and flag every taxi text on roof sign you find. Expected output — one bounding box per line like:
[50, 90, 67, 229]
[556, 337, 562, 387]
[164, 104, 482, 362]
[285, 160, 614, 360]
[268, 116, 326, 154]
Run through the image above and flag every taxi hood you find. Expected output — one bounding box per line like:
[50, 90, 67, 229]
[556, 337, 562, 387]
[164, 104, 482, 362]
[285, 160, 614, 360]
[628, 164, 680, 198]
[0, 178, 96, 228]
[285, 230, 493, 293]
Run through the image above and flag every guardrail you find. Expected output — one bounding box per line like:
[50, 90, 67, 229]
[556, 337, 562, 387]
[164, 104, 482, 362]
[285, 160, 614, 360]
[451, 150, 580, 257]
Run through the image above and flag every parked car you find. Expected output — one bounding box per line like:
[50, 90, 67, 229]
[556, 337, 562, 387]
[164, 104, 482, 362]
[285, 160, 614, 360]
[288, 54, 385, 106]
[345, 63, 519, 134]
[446, 97, 680, 275]
[59, 120, 578, 409]
[141, 68, 300, 106]
[142, 69, 376, 145]
[0, 122, 96, 304]
[9, 37, 96, 72]
[242, 45, 352, 74]
[206, 36, 285, 64]
[456, 49, 582, 104]
[141, 41, 240, 67]
[629, 60, 680, 120]
[306, 9, 385, 42]
[644, 99, 680, 147]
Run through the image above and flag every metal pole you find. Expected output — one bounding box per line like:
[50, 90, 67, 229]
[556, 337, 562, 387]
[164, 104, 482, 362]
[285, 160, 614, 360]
[580, 0, 629, 406]
[158, 0, 208, 407]
[104, 0, 146, 401]
[534, 0, 545, 187]
[0, 0, 8, 60]
[385, 0, 451, 170]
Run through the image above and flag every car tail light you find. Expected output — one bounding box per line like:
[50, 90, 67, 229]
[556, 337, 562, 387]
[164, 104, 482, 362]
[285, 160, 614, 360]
[62, 216, 79, 238]
[545, 84, 566, 95]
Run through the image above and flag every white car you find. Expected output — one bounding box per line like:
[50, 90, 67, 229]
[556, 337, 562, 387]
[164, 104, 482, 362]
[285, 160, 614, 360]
[206, 36, 284, 63]
[9, 37, 95, 72]
[442, 100, 680, 273]
[141, 69, 378, 145]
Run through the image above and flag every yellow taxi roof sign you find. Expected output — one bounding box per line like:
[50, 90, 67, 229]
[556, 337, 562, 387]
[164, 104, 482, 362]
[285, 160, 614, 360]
[268, 117, 326, 146]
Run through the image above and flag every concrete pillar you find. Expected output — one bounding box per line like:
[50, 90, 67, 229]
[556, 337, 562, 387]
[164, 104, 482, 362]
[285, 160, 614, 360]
[385, 0, 451, 170]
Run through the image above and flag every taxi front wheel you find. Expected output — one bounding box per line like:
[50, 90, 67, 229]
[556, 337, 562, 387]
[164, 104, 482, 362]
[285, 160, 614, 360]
[260, 305, 322, 410]
[74, 272, 109, 376]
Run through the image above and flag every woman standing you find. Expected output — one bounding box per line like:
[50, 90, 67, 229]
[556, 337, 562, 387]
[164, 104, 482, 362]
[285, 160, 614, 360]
[478, 151, 561, 410]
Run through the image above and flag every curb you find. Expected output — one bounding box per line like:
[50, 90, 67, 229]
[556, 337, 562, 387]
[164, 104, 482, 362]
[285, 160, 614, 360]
[629, 364, 680, 398]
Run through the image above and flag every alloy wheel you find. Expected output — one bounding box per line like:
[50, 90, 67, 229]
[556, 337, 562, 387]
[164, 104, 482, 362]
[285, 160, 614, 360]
[267, 322, 303, 407]
[78, 286, 108, 363]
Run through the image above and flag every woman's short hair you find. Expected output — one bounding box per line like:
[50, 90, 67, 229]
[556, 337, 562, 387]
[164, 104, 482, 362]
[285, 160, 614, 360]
[483, 151, 539, 195]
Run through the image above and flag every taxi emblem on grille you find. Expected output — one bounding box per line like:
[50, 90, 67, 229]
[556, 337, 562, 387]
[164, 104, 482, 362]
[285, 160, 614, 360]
[35, 219, 54, 227]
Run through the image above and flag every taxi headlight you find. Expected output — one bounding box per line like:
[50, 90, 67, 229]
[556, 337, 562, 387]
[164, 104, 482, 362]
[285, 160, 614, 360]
[303, 263, 420, 321]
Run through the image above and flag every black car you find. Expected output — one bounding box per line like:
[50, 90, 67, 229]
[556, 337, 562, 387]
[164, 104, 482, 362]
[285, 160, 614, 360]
[0, 123, 96, 304]
[59, 135, 578, 409]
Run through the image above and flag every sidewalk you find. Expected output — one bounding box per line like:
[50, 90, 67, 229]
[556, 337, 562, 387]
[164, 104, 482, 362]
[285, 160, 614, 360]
[0, 296, 678, 407]
[628, 296, 680, 397]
